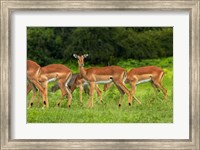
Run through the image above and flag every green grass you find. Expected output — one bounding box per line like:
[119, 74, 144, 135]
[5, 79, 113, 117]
[27, 57, 173, 123]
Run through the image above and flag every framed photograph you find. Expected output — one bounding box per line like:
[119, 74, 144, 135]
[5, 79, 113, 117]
[1, 0, 199, 149]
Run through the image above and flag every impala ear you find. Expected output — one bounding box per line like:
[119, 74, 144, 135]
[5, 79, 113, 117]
[73, 54, 78, 59]
[83, 54, 89, 58]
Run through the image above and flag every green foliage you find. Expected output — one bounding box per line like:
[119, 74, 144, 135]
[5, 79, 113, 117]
[27, 27, 173, 66]
[27, 57, 173, 123]
[27, 27, 74, 66]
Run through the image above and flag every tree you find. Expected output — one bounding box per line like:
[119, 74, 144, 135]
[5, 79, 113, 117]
[27, 27, 173, 66]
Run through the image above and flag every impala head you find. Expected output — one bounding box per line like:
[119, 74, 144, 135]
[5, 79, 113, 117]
[73, 54, 88, 67]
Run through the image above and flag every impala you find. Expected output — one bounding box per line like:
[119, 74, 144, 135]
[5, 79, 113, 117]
[70, 73, 103, 104]
[125, 66, 167, 103]
[103, 66, 167, 104]
[27, 60, 73, 108]
[51, 73, 103, 104]
[27, 60, 46, 107]
[73, 54, 131, 108]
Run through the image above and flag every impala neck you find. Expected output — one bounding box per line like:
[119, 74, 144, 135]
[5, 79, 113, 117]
[79, 65, 87, 79]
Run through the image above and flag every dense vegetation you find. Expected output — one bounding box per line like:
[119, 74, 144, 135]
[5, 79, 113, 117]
[27, 27, 173, 66]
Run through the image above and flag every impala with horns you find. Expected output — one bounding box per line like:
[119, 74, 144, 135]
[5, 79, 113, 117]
[27, 60, 73, 108]
[73, 54, 131, 108]
[125, 66, 167, 103]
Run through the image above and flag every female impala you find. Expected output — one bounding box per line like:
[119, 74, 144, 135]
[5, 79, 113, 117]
[73, 54, 131, 108]
[27, 60, 72, 108]
[27, 60, 46, 107]
[69, 73, 103, 104]
[51, 73, 103, 104]
[125, 66, 167, 103]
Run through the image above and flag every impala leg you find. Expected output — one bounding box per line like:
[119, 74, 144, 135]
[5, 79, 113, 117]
[95, 84, 102, 103]
[114, 81, 131, 106]
[161, 86, 167, 100]
[103, 83, 113, 92]
[28, 81, 43, 108]
[151, 82, 160, 94]
[152, 72, 168, 99]
[66, 86, 72, 108]
[88, 82, 95, 108]
[115, 84, 125, 107]
[133, 96, 142, 105]
[28, 89, 37, 108]
[28, 82, 36, 108]
[152, 75, 167, 100]
[57, 80, 69, 108]
[28, 82, 42, 108]
[41, 81, 49, 108]
[56, 88, 69, 108]
[129, 81, 142, 105]
[154, 81, 167, 99]
[44, 81, 49, 108]
[28, 92, 36, 108]
[103, 84, 108, 92]
[70, 80, 77, 94]
[56, 88, 66, 107]
[27, 83, 32, 94]
[151, 82, 162, 99]
[56, 96, 64, 107]
[58, 74, 72, 108]
[30, 80, 46, 108]
[79, 84, 83, 104]
[65, 74, 72, 108]
[36, 91, 42, 108]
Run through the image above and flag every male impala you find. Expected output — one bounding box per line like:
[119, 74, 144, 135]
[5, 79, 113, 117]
[125, 66, 167, 103]
[73, 54, 131, 108]
[27, 60, 73, 108]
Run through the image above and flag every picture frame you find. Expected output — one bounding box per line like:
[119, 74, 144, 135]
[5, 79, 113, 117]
[0, 0, 199, 149]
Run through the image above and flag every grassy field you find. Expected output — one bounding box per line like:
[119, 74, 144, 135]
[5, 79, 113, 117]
[27, 57, 173, 123]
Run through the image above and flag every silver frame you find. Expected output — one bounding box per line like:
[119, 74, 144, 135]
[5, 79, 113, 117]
[1, 0, 199, 149]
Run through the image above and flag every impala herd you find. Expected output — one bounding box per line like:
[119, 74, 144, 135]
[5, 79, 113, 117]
[27, 54, 167, 109]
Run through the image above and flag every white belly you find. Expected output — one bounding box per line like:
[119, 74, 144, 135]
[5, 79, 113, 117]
[48, 78, 57, 83]
[82, 79, 113, 86]
[136, 78, 151, 85]
[96, 79, 112, 84]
